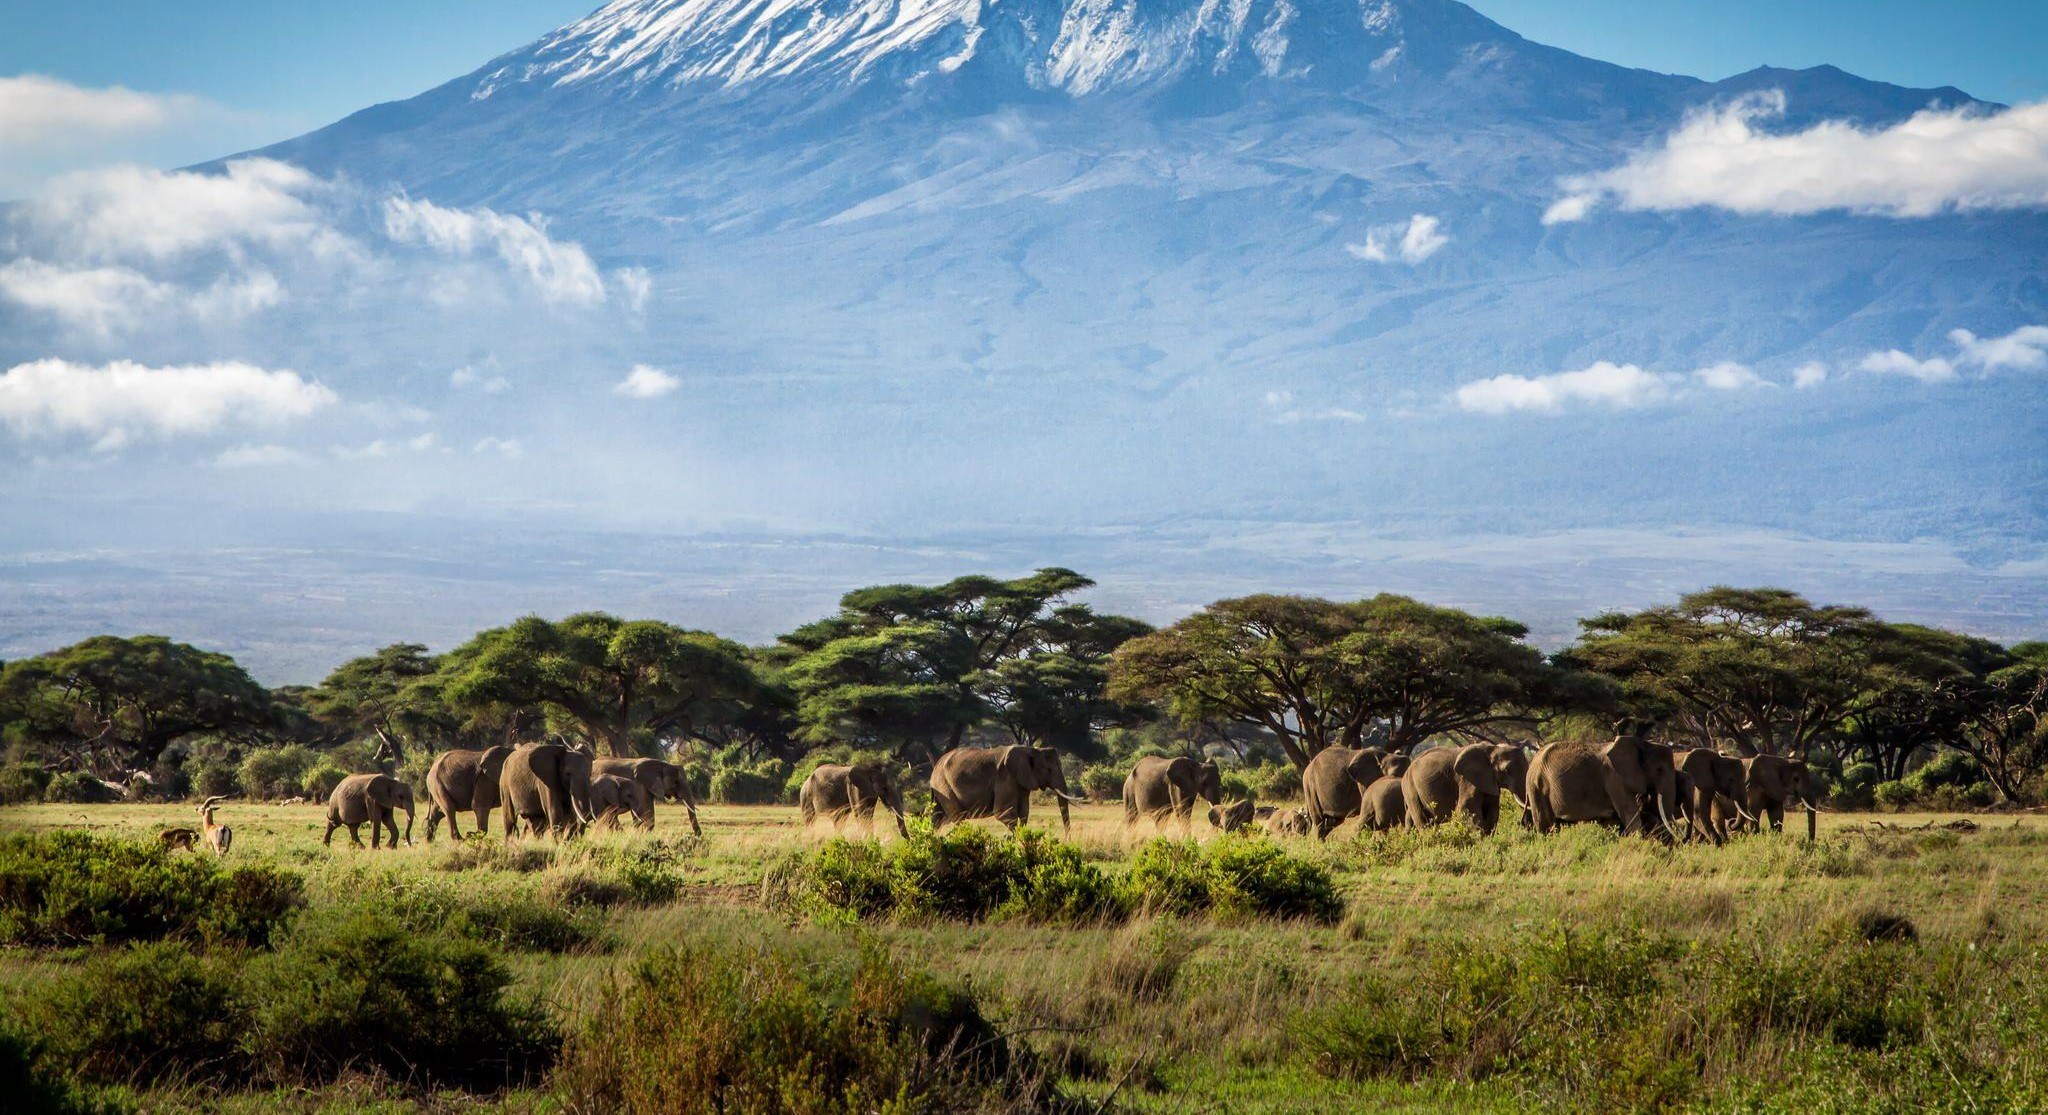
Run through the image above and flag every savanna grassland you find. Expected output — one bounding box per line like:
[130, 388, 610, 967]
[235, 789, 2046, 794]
[5, 800, 2048, 1114]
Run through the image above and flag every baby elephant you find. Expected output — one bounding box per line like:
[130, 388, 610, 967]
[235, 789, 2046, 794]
[588, 772, 655, 831]
[1208, 798, 1256, 833]
[324, 773, 416, 849]
[1260, 807, 1311, 837]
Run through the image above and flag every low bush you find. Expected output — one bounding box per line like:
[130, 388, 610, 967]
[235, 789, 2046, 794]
[18, 941, 243, 1085]
[322, 863, 606, 952]
[185, 758, 241, 799]
[1127, 837, 1344, 924]
[709, 759, 791, 805]
[239, 745, 320, 800]
[555, 943, 1044, 1114]
[0, 1027, 117, 1115]
[242, 906, 559, 1089]
[1295, 922, 2048, 1110]
[0, 831, 303, 948]
[0, 762, 51, 805]
[41, 770, 116, 803]
[300, 762, 349, 801]
[765, 822, 1131, 925]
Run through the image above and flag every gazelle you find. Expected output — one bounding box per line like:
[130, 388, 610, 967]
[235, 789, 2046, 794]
[198, 795, 233, 855]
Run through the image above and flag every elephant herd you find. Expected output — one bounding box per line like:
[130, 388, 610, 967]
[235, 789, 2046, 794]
[1121, 734, 1822, 845]
[313, 733, 1819, 851]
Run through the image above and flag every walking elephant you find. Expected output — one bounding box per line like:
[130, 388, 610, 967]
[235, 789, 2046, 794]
[1360, 776, 1406, 832]
[589, 772, 655, 830]
[929, 745, 1084, 833]
[1301, 746, 1389, 840]
[1742, 753, 1821, 835]
[800, 762, 909, 837]
[500, 742, 596, 839]
[1676, 747, 1751, 844]
[1526, 733, 1682, 838]
[1491, 746, 1533, 827]
[1401, 743, 1503, 833]
[324, 773, 415, 849]
[1123, 755, 1223, 834]
[424, 745, 511, 842]
[1208, 798, 1256, 833]
[593, 757, 702, 837]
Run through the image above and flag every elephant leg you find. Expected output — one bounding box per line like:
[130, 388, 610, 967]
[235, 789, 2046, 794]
[472, 805, 489, 836]
[444, 804, 462, 841]
[323, 819, 338, 846]
[424, 801, 445, 843]
[1768, 803, 1785, 833]
[348, 823, 364, 848]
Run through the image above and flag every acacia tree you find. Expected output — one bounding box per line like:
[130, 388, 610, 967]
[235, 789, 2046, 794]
[438, 613, 761, 758]
[0, 635, 274, 775]
[306, 643, 451, 760]
[1107, 594, 1561, 767]
[1564, 587, 1893, 756]
[777, 569, 1149, 761]
[1839, 625, 2005, 780]
[1957, 644, 2048, 803]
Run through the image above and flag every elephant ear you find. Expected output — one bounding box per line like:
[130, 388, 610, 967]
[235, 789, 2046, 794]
[1346, 751, 1384, 785]
[1603, 736, 1650, 795]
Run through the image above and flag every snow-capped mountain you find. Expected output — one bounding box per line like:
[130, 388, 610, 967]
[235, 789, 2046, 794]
[5, 0, 2044, 680]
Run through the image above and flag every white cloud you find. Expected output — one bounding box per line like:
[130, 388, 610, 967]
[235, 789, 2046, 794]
[18, 158, 338, 262]
[1693, 361, 1769, 391]
[1950, 325, 2048, 371]
[0, 259, 284, 334]
[1547, 91, 2048, 222]
[214, 443, 309, 468]
[0, 75, 205, 151]
[472, 436, 525, 458]
[1455, 361, 1679, 414]
[383, 196, 606, 305]
[1791, 362, 1829, 389]
[1858, 349, 1957, 384]
[450, 362, 510, 393]
[614, 364, 680, 399]
[0, 359, 335, 445]
[335, 432, 445, 460]
[613, 266, 652, 312]
[1259, 389, 1367, 424]
[1347, 214, 1449, 264]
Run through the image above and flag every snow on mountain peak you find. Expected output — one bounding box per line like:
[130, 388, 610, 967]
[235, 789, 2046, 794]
[468, 0, 1499, 100]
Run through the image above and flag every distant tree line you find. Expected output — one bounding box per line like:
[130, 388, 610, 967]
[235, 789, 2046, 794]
[2, 575, 2043, 808]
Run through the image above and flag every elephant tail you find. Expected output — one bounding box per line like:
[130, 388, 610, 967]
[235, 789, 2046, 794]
[799, 783, 816, 826]
[1123, 794, 1137, 826]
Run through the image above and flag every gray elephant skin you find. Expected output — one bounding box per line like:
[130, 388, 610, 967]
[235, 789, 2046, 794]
[589, 772, 655, 830]
[1207, 798, 1256, 833]
[1360, 776, 1406, 832]
[1526, 734, 1682, 837]
[1676, 747, 1750, 844]
[500, 742, 596, 838]
[1300, 746, 1388, 840]
[800, 762, 909, 837]
[1123, 755, 1223, 833]
[929, 744, 1083, 833]
[1401, 743, 1503, 834]
[324, 773, 415, 849]
[1742, 753, 1821, 834]
[593, 756, 701, 836]
[424, 745, 511, 842]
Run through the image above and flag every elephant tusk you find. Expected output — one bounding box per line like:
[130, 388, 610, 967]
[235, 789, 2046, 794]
[1053, 790, 1089, 804]
[1654, 794, 1679, 840]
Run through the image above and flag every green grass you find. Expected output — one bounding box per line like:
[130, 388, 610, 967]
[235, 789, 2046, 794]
[3, 800, 2047, 1111]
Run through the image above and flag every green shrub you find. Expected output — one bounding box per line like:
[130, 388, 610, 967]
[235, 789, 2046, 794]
[238, 745, 319, 800]
[299, 762, 348, 800]
[1080, 764, 1126, 801]
[1127, 837, 1343, 924]
[0, 1026, 122, 1115]
[19, 941, 244, 1085]
[709, 759, 791, 804]
[0, 831, 303, 947]
[1248, 762, 1302, 802]
[1908, 750, 1982, 791]
[241, 906, 558, 1089]
[186, 758, 241, 799]
[555, 944, 1040, 1113]
[0, 763, 51, 805]
[42, 771, 115, 803]
[324, 864, 605, 952]
[764, 821, 1129, 925]
[1873, 780, 1917, 810]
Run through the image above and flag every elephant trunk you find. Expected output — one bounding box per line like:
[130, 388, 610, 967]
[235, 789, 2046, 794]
[684, 799, 703, 838]
[1057, 794, 1071, 834]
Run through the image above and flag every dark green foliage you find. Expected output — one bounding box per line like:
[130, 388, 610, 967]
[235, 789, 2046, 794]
[328, 864, 606, 952]
[0, 1027, 121, 1115]
[555, 944, 1041, 1114]
[1127, 837, 1344, 924]
[765, 822, 1131, 925]
[237, 744, 322, 800]
[0, 635, 275, 772]
[0, 831, 303, 947]
[39, 771, 113, 803]
[241, 907, 559, 1089]
[708, 757, 790, 804]
[18, 942, 243, 1085]
[1295, 923, 2048, 1111]
[0, 762, 51, 804]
